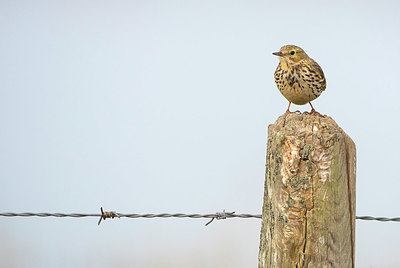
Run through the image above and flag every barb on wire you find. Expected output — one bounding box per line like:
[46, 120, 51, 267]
[98, 207, 120, 225]
[1, 209, 399, 225]
[205, 210, 236, 226]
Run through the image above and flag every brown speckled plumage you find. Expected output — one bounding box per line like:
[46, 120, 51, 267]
[273, 45, 326, 113]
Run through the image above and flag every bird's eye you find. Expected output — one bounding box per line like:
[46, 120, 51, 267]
[290, 51, 295, 55]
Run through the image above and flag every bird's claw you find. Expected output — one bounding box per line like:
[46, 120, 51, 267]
[308, 109, 324, 117]
[285, 110, 301, 114]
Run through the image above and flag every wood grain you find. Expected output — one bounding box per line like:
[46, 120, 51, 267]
[258, 113, 356, 268]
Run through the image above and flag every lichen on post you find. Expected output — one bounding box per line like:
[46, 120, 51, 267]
[258, 113, 356, 268]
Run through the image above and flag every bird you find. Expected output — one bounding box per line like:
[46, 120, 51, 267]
[273, 45, 326, 114]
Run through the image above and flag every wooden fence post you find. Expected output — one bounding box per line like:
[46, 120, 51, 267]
[258, 113, 356, 267]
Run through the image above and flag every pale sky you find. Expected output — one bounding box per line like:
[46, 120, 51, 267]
[1, 1, 400, 267]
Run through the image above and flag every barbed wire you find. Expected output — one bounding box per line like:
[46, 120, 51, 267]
[355, 216, 400, 222]
[1, 208, 399, 225]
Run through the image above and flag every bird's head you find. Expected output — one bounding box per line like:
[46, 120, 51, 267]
[273, 45, 308, 64]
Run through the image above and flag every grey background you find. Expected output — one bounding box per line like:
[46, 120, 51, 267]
[1, 0, 399, 267]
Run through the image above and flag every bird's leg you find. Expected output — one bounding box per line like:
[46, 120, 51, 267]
[285, 102, 301, 114]
[309, 102, 323, 117]
[286, 102, 292, 113]
[309, 102, 316, 113]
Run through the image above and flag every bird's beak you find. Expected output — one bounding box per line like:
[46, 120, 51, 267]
[272, 51, 283, 56]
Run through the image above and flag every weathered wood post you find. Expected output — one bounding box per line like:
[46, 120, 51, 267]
[258, 113, 356, 267]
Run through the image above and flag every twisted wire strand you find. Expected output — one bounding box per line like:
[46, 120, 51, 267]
[0, 210, 262, 226]
[0, 212, 100, 218]
[1, 211, 399, 225]
[356, 216, 400, 222]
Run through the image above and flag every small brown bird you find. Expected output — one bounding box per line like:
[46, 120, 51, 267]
[273, 45, 326, 114]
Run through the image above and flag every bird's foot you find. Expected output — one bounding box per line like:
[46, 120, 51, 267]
[306, 109, 324, 117]
[285, 110, 301, 114]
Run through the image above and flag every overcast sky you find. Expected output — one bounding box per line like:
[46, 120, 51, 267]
[1, 1, 400, 267]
